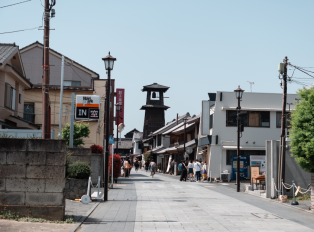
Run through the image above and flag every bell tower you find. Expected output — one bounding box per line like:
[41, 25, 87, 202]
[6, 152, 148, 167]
[141, 83, 170, 139]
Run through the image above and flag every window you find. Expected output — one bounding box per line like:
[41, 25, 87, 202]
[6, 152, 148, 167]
[63, 81, 81, 86]
[209, 114, 213, 129]
[23, 103, 35, 123]
[158, 134, 161, 146]
[226, 110, 270, 127]
[19, 94, 21, 104]
[226, 150, 265, 165]
[4, 83, 16, 110]
[276, 111, 291, 128]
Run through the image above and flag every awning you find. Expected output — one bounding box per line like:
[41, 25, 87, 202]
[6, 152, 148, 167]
[198, 149, 207, 155]
[151, 146, 165, 153]
[222, 146, 265, 150]
[167, 139, 197, 153]
[156, 147, 169, 154]
[172, 123, 195, 135]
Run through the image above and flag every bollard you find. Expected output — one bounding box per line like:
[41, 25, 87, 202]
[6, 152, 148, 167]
[291, 180, 299, 205]
[271, 178, 276, 199]
[97, 176, 100, 199]
[210, 171, 212, 183]
[281, 179, 284, 197]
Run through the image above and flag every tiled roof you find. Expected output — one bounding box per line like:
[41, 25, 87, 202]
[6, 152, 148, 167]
[151, 146, 165, 153]
[162, 122, 184, 135]
[166, 139, 196, 152]
[142, 83, 170, 92]
[187, 114, 200, 124]
[0, 43, 17, 65]
[172, 122, 195, 135]
[152, 112, 190, 136]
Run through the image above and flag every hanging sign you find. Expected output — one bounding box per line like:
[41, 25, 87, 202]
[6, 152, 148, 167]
[109, 135, 115, 144]
[115, 89, 124, 125]
[75, 95, 100, 120]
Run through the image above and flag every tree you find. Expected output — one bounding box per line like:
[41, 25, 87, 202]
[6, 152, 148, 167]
[62, 122, 90, 147]
[289, 87, 314, 211]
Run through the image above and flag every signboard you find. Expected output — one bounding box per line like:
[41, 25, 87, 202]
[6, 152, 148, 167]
[202, 100, 210, 135]
[251, 167, 260, 183]
[116, 89, 124, 125]
[250, 155, 266, 174]
[231, 155, 249, 180]
[75, 95, 100, 120]
[109, 135, 115, 144]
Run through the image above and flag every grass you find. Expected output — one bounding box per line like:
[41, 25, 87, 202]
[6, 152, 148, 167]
[0, 208, 76, 223]
[287, 194, 311, 201]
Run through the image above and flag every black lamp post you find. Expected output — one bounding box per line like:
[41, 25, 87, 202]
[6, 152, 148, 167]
[183, 118, 188, 160]
[102, 52, 116, 202]
[234, 86, 244, 192]
[115, 103, 121, 154]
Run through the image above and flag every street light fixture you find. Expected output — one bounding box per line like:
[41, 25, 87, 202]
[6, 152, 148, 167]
[183, 118, 188, 160]
[115, 103, 122, 154]
[102, 52, 116, 202]
[234, 85, 244, 193]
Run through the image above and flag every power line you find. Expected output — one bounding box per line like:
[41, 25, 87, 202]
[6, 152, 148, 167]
[0, 0, 31, 9]
[0, 26, 42, 35]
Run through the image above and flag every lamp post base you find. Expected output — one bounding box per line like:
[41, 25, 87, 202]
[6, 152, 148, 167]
[291, 201, 299, 205]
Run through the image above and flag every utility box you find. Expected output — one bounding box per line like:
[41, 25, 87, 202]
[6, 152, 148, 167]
[278, 63, 285, 74]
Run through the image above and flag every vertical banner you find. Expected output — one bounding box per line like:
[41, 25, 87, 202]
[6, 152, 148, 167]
[202, 100, 210, 135]
[116, 89, 125, 125]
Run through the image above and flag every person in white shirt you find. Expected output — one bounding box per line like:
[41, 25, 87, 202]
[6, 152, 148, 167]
[187, 160, 194, 182]
[202, 161, 207, 180]
[194, 160, 202, 182]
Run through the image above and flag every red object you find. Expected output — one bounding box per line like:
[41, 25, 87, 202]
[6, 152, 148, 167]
[109, 154, 122, 178]
[90, 144, 103, 154]
[115, 89, 124, 125]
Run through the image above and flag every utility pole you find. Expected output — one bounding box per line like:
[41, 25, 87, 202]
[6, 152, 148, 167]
[58, 55, 65, 139]
[42, 0, 55, 139]
[279, 56, 288, 192]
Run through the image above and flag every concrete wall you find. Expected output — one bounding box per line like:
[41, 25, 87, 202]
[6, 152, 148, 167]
[0, 138, 66, 220]
[64, 179, 88, 200]
[68, 148, 102, 185]
[266, 140, 311, 197]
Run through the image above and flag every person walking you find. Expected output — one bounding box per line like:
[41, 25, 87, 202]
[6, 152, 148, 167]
[149, 159, 156, 178]
[202, 161, 207, 181]
[170, 159, 175, 175]
[180, 160, 187, 181]
[124, 159, 130, 178]
[145, 160, 149, 172]
[194, 159, 201, 182]
[188, 160, 194, 182]
[134, 160, 140, 173]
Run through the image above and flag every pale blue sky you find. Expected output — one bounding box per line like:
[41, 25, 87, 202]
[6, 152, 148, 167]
[1, 0, 314, 136]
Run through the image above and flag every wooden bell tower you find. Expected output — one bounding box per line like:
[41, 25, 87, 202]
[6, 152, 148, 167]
[141, 83, 170, 139]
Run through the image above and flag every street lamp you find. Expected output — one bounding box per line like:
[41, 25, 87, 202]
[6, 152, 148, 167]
[183, 118, 188, 160]
[115, 103, 122, 154]
[234, 85, 244, 192]
[102, 52, 116, 202]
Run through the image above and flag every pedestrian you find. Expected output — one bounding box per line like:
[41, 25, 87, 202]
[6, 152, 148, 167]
[124, 159, 130, 178]
[134, 160, 139, 172]
[180, 160, 187, 181]
[202, 161, 207, 181]
[188, 160, 194, 182]
[145, 160, 149, 172]
[149, 159, 156, 178]
[121, 158, 125, 177]
[194, 159, 201, 182]
[170, 159, 174, 175]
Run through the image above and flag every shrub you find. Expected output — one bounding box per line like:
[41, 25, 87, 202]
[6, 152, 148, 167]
[90, 144, 103, 154]
[109, 154, 122, 178]
[67, 162, 91, 179]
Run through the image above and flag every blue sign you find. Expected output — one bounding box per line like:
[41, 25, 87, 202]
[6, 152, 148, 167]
[231, 155, 249, 180]
[109, 135, 115, 145]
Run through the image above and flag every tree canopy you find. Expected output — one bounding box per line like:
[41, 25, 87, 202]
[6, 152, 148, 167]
[61, 122, 90, 147]
[289, 87, 314, 173]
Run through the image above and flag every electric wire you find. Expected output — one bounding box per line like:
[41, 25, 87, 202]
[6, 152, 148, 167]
[0, 26, 43, 35]
[0, 0, 31, 9]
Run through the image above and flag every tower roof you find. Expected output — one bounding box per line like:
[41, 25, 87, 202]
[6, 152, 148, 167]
[142, 83, 170, 92]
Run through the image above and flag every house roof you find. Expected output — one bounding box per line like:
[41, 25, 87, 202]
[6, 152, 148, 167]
[20, 41, 99, 79]
[151, 146, 165, 153]
[172, 122, 195, 135]
[151, 112, 190, 136]
[125, 128, 140, 135]
[142, 83, 170, 92]
[27, 84, 93, 91]
[0, 43, 32, 87]
[162, 122, 184, 135]
[187, 114, 200, 124]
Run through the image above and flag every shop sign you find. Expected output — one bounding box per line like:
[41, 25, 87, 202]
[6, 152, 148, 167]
[75, 95, 100, 120]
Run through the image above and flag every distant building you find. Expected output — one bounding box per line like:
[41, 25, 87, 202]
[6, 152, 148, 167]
[20, 41, 115, 147]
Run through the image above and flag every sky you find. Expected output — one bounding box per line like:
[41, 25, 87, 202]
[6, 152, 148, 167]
[1, 0, 314, 136]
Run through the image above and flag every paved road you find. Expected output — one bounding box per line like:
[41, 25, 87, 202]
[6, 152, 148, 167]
[80, 169, 314, 232]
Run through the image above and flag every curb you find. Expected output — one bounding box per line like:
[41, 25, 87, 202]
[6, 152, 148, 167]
[216, 183, 314, 215]
[69, 202, 100, 232]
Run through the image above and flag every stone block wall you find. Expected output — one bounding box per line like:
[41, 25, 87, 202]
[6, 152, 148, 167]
[67, 148, 102, 184]
[0, 138, 66, 220]
[64, 179, 88, 200]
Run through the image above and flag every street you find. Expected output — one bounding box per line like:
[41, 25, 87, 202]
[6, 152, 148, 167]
[80, 169, 314, 232]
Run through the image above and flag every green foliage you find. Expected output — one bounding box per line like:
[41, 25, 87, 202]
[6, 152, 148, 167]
[289, 87, 314, 173]
[61, 122, 90, 147]
[0, 132, 41, 139]
[67, 161, 91, 179]
[0, 208, 19, 220]
[143, 151, 152, 162]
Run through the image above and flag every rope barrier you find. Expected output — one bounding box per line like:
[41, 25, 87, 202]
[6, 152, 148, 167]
[282, 182, 293, 190]
[293, 183, 311, 194]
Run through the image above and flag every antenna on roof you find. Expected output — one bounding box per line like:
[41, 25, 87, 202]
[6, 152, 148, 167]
[247, 81, 254, 92]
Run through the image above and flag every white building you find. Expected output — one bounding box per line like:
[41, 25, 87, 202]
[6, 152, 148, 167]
[198, 91, 298, 179]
